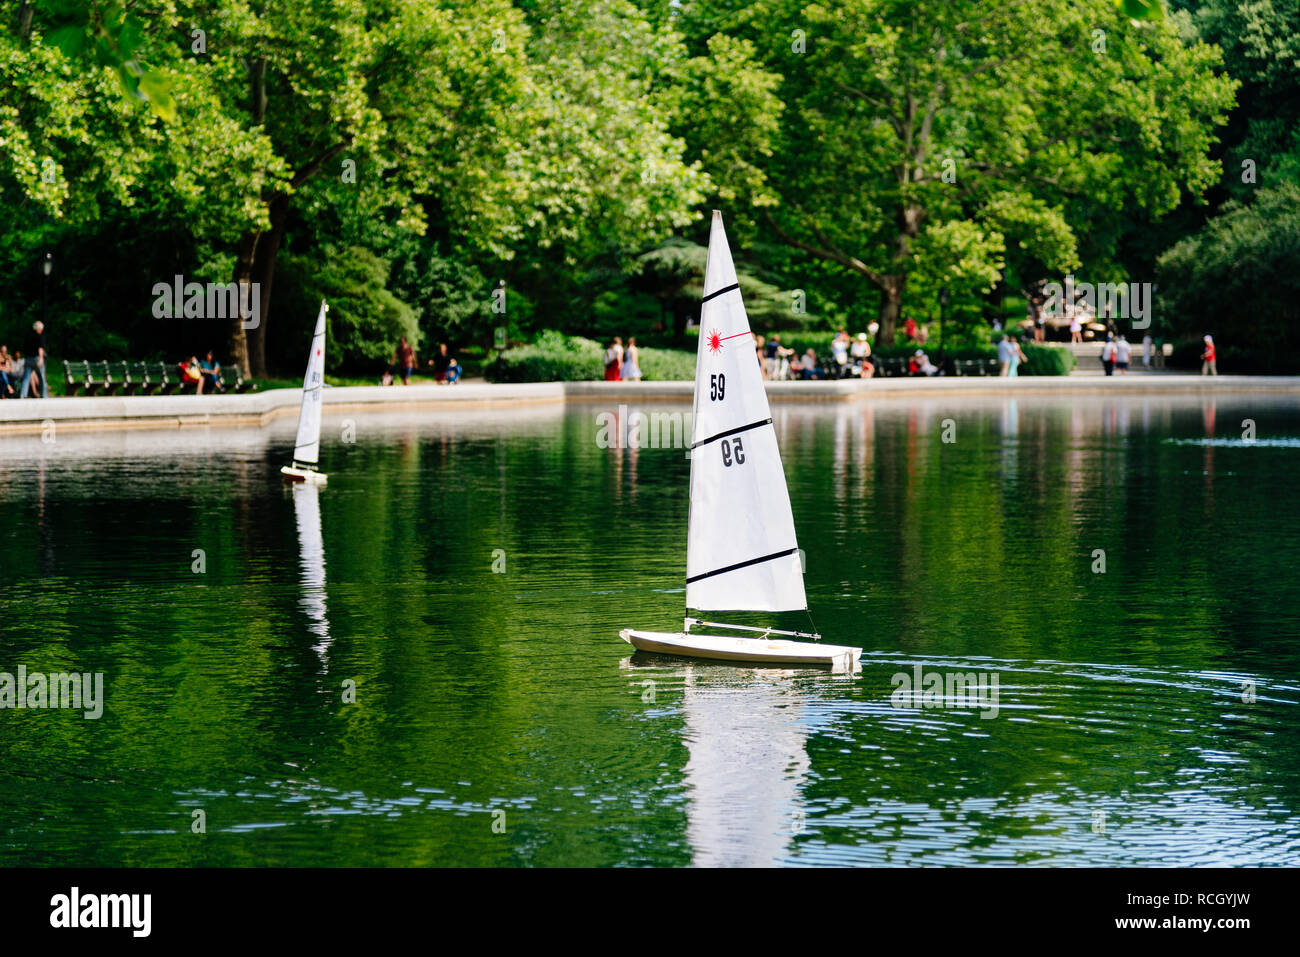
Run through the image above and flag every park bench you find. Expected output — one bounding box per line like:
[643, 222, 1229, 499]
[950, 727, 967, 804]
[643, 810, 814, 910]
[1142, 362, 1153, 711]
[949, 358, 1001, 376]
[62, 359, 252, 396]
[63, 360, 107, 396]
[873, 357, 908, 377]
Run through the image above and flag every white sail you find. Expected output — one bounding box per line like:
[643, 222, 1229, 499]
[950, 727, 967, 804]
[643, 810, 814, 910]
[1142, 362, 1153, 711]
[291, 482, 331, 663]
[292, 301, 328, 466]
[686, 212, 806, 612]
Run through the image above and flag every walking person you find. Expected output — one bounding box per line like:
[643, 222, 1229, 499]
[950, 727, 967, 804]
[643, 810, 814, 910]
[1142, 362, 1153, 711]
[604, 338, 623, 381]
[20, 320, 47, 398]
[621, 337, 642, 382]
[1201, 335, 1217, 376]
[1100, 335, 1116, 376]
[1115, 334, 1132, 375]
[394, 337, 416, 385]
[1142, 333, 1153, 368]
[1031, 297, 1045, 343]
[1007, 335, 1027, 377]
[1069, 308, 1082, 344]
[997, 332, 1013, 376]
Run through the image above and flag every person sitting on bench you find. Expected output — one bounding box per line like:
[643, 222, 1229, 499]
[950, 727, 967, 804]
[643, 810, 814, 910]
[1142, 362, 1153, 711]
[199, 350, 225, 394]
[179, 356, 205, 393]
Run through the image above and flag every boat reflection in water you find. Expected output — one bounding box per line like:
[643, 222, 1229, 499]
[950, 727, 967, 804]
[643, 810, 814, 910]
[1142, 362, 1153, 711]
[625, 656, 857, 866]
[291, 482, 331, 664]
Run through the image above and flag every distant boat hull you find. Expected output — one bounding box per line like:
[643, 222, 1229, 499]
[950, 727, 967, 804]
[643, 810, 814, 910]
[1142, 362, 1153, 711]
[621, 629, 861, 671]
[280, 465, 327, 485]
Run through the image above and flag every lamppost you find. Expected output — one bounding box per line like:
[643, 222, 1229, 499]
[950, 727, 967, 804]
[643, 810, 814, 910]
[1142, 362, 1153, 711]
[938, 287, 950, 371]
[41, 251, 52, 327]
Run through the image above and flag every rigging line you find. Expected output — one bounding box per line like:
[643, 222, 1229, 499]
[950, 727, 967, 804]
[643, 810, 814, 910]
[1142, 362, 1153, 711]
[690, 417, 772, 450]
[686, 546, 800, 584]
[700, 283, 740, 303]
[804, 607, 823, 643]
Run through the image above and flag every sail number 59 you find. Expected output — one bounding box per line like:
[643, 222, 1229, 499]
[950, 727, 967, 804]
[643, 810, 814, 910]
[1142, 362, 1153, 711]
[721, 437, 745, 467]
[710, 374, 725, 401]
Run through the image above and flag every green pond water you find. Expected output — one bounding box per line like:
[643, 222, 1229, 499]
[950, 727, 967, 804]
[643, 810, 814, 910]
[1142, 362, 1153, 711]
[1, 392, 1299, 866]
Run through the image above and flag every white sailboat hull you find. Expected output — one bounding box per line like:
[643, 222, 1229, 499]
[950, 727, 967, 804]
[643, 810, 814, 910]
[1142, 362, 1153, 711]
[281, 465, 327, 485]
[621, 629, 861, 671]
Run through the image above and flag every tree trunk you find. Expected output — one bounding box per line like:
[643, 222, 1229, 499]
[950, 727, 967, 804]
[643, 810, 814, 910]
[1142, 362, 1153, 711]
[16, 2, 33, 40]
[229, 233, 258, 377]
[877, 276, 904, 344]
[227, 56, 270, 379]
[246, 193, 290, 377]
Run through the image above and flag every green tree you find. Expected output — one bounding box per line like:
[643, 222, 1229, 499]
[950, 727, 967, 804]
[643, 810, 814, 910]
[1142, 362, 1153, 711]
[674, 0, 1236, 342]
[1156, 182, 1300, 370]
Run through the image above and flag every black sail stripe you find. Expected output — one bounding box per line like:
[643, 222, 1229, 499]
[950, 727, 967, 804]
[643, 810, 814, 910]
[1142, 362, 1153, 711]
[700, 283, 740, 304]
[691, 417, 772, 450]
[686, 547, 801, 585]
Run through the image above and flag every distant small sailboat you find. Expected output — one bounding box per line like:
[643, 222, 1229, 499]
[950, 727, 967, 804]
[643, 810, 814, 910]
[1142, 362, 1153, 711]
[621, 212, 861, 670]
[281, 300, 328, 485]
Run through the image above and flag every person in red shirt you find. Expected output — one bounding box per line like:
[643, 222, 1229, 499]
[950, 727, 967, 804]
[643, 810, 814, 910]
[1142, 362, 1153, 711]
[1201, 335, 1217, 375]
[903, 316, 918, 341]
[604, 338, 622, 381]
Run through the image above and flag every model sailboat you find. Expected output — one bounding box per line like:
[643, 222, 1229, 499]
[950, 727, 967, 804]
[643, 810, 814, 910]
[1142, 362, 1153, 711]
[620, 212, 862, 670]
[281, 300, 329, 485]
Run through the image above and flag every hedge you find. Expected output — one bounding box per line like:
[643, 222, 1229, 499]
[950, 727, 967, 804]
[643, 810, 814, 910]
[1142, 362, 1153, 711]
[485, 331, 696, 382]
[485, 330, 1076, 381]
[1168, 340, 1298, 375]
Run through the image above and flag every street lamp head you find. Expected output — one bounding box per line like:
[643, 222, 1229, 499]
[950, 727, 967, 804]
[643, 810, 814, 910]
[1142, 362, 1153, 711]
[42, 252, 53, 276]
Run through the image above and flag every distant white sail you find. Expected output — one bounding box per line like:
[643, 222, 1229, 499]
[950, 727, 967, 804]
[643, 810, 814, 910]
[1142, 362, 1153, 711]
[292, 301, 328, 466]
[291, 482, 331, 662]
[686, 212, 806, 612]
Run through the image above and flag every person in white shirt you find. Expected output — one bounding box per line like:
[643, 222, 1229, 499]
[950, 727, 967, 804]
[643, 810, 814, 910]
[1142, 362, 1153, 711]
[1115, 334, 1132, 374]
[830, 332, 849, 376]
[1142, 334, 1153, 367]
[621, 337, 641, 382]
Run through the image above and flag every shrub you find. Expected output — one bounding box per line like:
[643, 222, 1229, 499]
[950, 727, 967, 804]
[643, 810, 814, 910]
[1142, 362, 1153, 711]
[636, 346, 695, 380]
[485, 330, 603, 382]
[1168, 340, 1288, 374]
[1020, 343, 1076, 376]
[486, 331, 697, 382]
